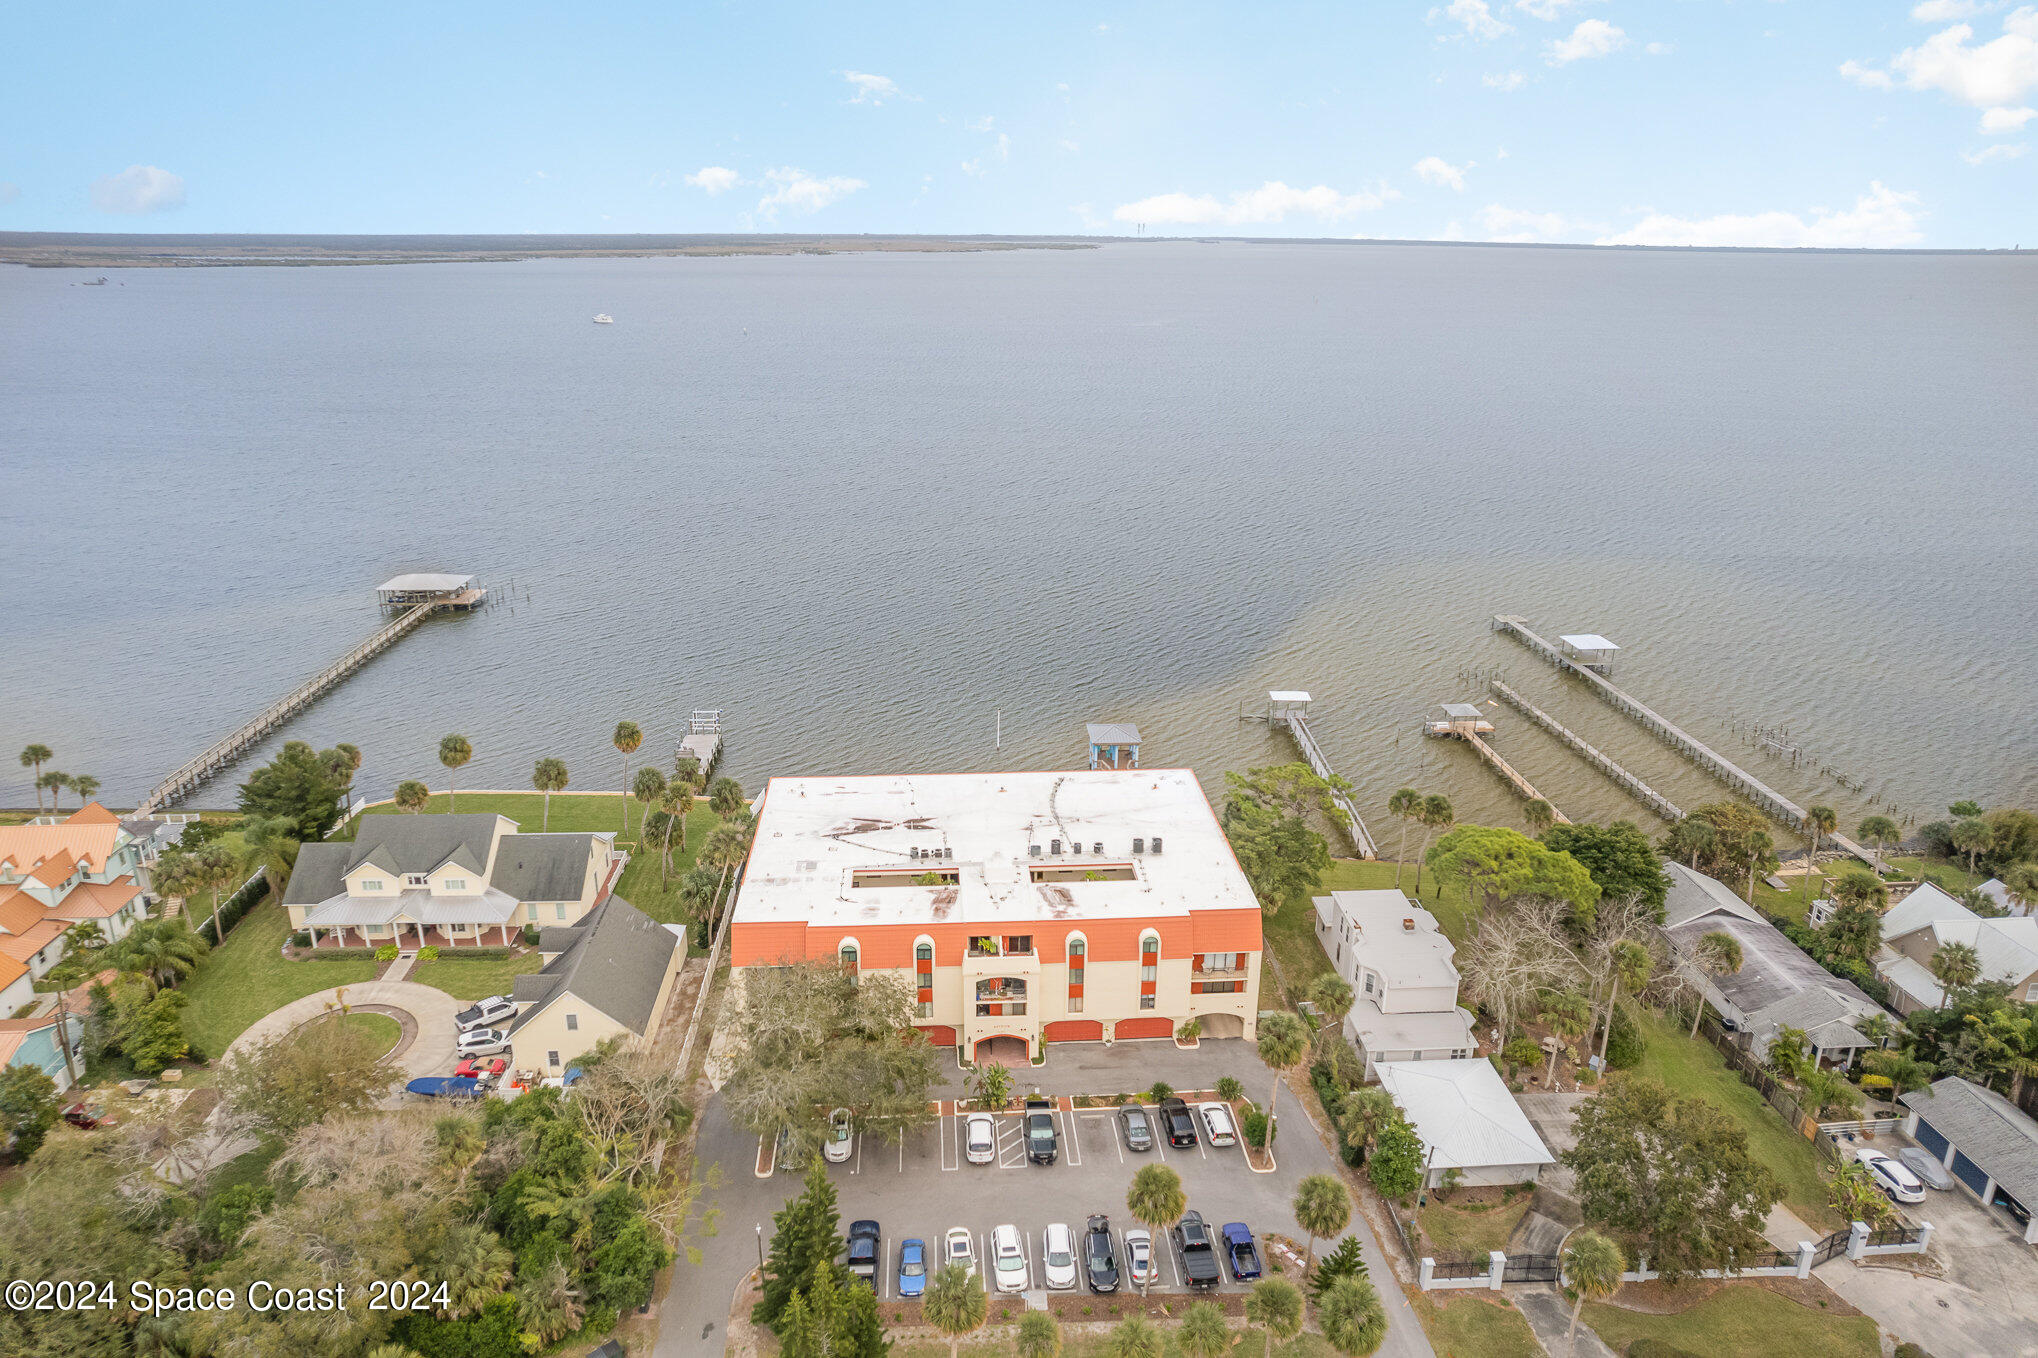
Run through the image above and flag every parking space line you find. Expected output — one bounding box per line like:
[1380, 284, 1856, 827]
[1026, 1229, 1037, 1291]
[941, 1113, 960, 1171]
[1063, 1108, 1082, 1167]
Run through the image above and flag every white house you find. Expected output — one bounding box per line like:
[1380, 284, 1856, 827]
[1313, 890, 1477, 1078]
[1374, 1058, 1555, 1187]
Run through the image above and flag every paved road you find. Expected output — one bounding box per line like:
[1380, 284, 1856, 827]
[656, 1041, 1435, 1358]
[222, 979, 461, 1084]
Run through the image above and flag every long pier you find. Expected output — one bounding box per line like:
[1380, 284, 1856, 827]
[1491, 616, 1873, 865]
[1488, 679, 1684, 823]
[1431, 725, 1570, 824]
[1275, 712, 1379, 859]
[136, 585, 480, 816]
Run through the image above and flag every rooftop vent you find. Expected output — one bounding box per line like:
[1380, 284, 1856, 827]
[1029, 844, 1042, 858]
[1092, 842, 1103, 855]
[1402, 917, 1417, 931]
[1150, 836, 1163, 855]
[1131, 837, 1145, 855]
[910, 846, 921, 861]
[1050, 839, 1062, 856]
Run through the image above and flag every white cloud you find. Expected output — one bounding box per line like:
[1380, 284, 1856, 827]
[754, 167, 867, 219]
[1884, 10, 2038, 107]
[1058, 138, 1081, 153]
[1840, 60, 1897, 90]
[1472, 204, 1578, 242]
[1595, 182, 1925, 248]
[1515, 0, 1601, 20]
[843, 71, 911, 105]
[1484, 70, 1528, 91]
[1415, 156, 1472, 190]
[1982, 103, 2037, 129]
[1437, 0, 1512, 40]
[967, 115, 996, 132]
[1646, 42, 1674, 56]
[1963, 140, 2030, 160]
[1112, 180, 1399, 226]
[90, 164, 185, 214]
[1912, 1, 1984, 20]
[996, 133, 1011, 160]
[684, 166, 741, 195]
[1546, 19, 1626, 65]
[0, 182, 18, 205]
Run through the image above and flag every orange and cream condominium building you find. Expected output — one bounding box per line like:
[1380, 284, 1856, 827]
[728, 769, 1264, 1062]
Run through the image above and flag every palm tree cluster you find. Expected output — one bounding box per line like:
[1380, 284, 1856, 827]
[16, 745, 100, 815]
[1387, 788, 1456, 894]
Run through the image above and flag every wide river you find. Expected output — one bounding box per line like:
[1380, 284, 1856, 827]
[3, 242, 2034, 840]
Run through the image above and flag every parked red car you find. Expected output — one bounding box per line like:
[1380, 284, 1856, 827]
[62, 1101, 115, 1129]
[455, 1057, 508, 1080]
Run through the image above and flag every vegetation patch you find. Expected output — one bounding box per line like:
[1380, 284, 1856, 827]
[1584, 1284, 1879, 1358]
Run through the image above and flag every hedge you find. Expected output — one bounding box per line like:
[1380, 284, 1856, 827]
[192, 875, 271, 946]
[302, 945, 518, 961]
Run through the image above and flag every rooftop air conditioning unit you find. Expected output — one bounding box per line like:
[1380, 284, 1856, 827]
[1050, 839, 1062, 855]
[910, 846, 921, 861]
[1092, 842, 1103, 855]
[1150, 836, 1163, 855]
[1029, 844, 1041, 858]
[1131, 837, 1145, 854]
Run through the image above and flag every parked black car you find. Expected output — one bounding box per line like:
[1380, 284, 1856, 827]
[1172, 1210, 1222, 1290]
[845, 1220, 881, 1290]
[1084, 1215, 1120, 1293]
[1025, 1097, 1058, 1164]
[1158, 1096, 1198, 1148]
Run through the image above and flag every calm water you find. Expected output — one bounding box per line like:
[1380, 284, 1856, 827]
[3, 243, 2034, 840]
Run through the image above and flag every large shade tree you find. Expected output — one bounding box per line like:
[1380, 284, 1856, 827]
[1425, 825, 1601, 930]
[237, 740, 360, 840]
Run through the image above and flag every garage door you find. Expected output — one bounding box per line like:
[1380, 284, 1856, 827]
[917, 1025, 958, 1047]
[1114, 1017, 1174, 1040]
[1952, 1149, 1992, 1197]
[1045, 1020, 1103, 1041]
[1914, 1117, 1949, 1162]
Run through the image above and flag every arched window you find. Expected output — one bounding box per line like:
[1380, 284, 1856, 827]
[839, 939, 860, 980]
[1066, 935, 1087, 1013]
[914, 938, 935, 1018]
[1139, 932, 1160, 1010]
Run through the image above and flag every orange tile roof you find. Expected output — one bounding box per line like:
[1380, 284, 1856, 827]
[0, 889, 44, 936]
[0, 953, 26, 994]
[49, 877, 139, 921]
[0, 819, 121, 875]
[0, 919, 70, 963]
[28, 851, 79, 888]
[67, 802, 120, 826]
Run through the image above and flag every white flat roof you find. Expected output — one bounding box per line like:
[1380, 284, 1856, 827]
[1559, 633, 1620, 652]
[1315, 891, 1459, 989]
[378, 572, 473, 592]
[1374, 1058, 1555, 1170]
[734, 769, 1256, 927]
[1268, 690, 1312, 703]
[1350, 999, 1476, 1054]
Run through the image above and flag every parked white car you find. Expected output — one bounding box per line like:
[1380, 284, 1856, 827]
[1198, 1102, 1239, 1147]
[944, 1226, 977, 1282]
[1042, 1221, 1077, 1290]
[1858, 1147, 1927, 1204]
[825, 1108, 854, 1163]
[965, 1113, 996, 1165]
[455, 1027, 509, 1057]
[1124, 1227, 1155, 1289]
[990, 1223, 1028, 1293]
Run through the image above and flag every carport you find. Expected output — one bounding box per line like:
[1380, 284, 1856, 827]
[1902, 1075, 2038, 1245]
[974, 1035, 1029, 1066]
[1194, 1013, 1245, 1039]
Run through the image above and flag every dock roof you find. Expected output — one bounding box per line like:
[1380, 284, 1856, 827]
[1086, 723, 1142, 745]
[1439, 703, 1486, 720]
[377, 572, 473, 593]
[1559, 634, 1619, 652]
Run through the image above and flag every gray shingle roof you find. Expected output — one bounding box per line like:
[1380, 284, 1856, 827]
[1902, 1077, 2038, 1207]
[510, 896, 679, 1037]
[282, 842, 351, 906]
[489, 834, 601, 902]
[343, 814, 506, 877]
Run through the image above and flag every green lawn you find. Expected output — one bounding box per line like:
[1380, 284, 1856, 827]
[1264, 857, 1479, 1004]
[1412, 1292, 1543, 1358]
[181, 901, 377, 1057]
[408, 950, 545, 1000]
[355, 791, 725, 924]
[1419, 1192, 1533, 1257]
[322, 1011, 401, 1057]
[1584, 1286, 1879, 1358]
[1628, 1005, 1839, 1230]
[1885, 854, 1988, 893]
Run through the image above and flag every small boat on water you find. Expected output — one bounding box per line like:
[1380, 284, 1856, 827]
[592, 313, 613, 324]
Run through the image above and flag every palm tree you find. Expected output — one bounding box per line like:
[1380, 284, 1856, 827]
[1743, 829, 1775, 905]
[1177, 1301, 1231, 1358]
[1951, 817, 1992, 877]
[18, 744, 53, 814]
[612, 721, 643, 835]
[1668, 817, 1715, 870]
[514, 1258, 583, 1345]
[191, 841, 240, 943]
[1930, 940, 1982, 1007]
[657, 782, 690, 882]
[1387, 787, 1420, 887]
[1256, 1010, 1310, 1133]
[1689, 930, 1744, 1037]
[1336, 1086, 1398, 1164]
[2003, 863, 2038, 918]
[1523, 798, 1556, 837]
[1292, 1173, 1351, 1272]
[632, 766, 666, 847]
[921, 1262, 986, 1358]
[1016, 1310, 1062, 1358]
[1126, 1164, 1186, 1296]
[1106, 1317, 1164, 1358]
[700, 820, 755, 936]
[438, 734, 472, 813]
[1309, 973, 1355, 1056]
[1317, 1274, 1388, 1356]
[1858, 815, 1899, 871]
[709, 775, 747, 819]
[1245, 1278, 1305, 1358]
[1412, 794, 1454, 896]
[40, 771, 72, 813]
[1560, 1228, 1625, 1347]
[106, 918, 208, 994]
[438, 1223, 514, 1318]
[531, 758, 569, 830]
[1802, 805, 1837, 904]
[241, 816, 300, 911]
[69, 774, 102, 809]
[394, 779, 431, 813]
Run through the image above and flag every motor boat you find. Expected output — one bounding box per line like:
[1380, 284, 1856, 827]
[591, 313, 613, 324]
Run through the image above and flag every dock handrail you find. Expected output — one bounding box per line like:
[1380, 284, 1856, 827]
[1276, 713, 1379, 859]
[1488, 678, 1684, 823]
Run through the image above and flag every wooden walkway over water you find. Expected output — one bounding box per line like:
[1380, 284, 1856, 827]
[136, 583, 484, 816]
[1274, 711, 1379, 859]
[1488, 678, 1684, 823]
[1491, 615, 1873, 864]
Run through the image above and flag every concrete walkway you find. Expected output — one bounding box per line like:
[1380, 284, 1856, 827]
[1515, 1284, 1616, 1358]
[223, 980, 461, 1084]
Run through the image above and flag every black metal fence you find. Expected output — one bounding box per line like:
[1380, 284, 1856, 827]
[1503, 1253, 1561, 1284]
[1812, 1229, 1850, 1265]
[1865, 1226, 1923, 1249]
[1430, 1258, 1489, 1281]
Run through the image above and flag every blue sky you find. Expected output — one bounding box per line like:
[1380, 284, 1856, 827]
[3, 2, 2032, 247]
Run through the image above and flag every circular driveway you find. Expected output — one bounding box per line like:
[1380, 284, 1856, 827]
[222, 980, 462, 1083]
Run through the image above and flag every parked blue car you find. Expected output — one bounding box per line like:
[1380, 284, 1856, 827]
[897, 1238, 928, 1298]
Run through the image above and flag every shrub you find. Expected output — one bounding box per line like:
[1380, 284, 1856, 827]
[1604, 1006, 1645, 1070]
[1859, 1073, 1894, 1094]
[1216, 1076, 1245, 1103]
[290, 930, 311, 947]
[522, 923, 541, 946]
[1148, 1081, 1173, 1105]
[1893, 1344, 1934, 1358]
[374, 944, 401, 962]
[1576, 1067, 1599, 1086]
[1243, 1110, 1276, 1148]
[1177, 1018, 1202, 1041]
[417, 944, 440, 962]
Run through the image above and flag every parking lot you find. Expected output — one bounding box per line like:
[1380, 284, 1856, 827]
[769, 1101, 1291, 1300]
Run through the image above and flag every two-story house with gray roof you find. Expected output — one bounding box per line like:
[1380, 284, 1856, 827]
[508, 896, 686, 1075]
[282, 813, 625, 949]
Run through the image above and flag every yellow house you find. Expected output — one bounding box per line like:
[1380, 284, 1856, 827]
[508, 896, 686, 1076]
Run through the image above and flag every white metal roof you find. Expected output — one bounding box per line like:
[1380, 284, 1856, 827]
[1268, 690, 1312, 703]
[1315, 891, 1460, 989]
[377, 572, 473, 592]
[1086, 723, 1142, 745]
[1559, 634, 1620, 652]
[1439, 703, 1486, 720]
[1374, 1059, 1555, 1170]
[732, 769, 1256, 928]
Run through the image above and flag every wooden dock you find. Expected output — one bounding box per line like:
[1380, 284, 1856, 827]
[1426, 722, 1570, 824]
[1488, 678, 1684, 823]
[136, 582, 484, 816]
[1491, 615, 1873, 864]
[1274, 710, 1379, 859]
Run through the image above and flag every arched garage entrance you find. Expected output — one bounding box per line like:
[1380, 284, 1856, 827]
[974, 1035, 1029, 1066]
[1193, 1013, 1245, 1040]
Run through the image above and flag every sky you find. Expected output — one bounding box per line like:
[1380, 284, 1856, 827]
[2, 1, 2033, 248]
